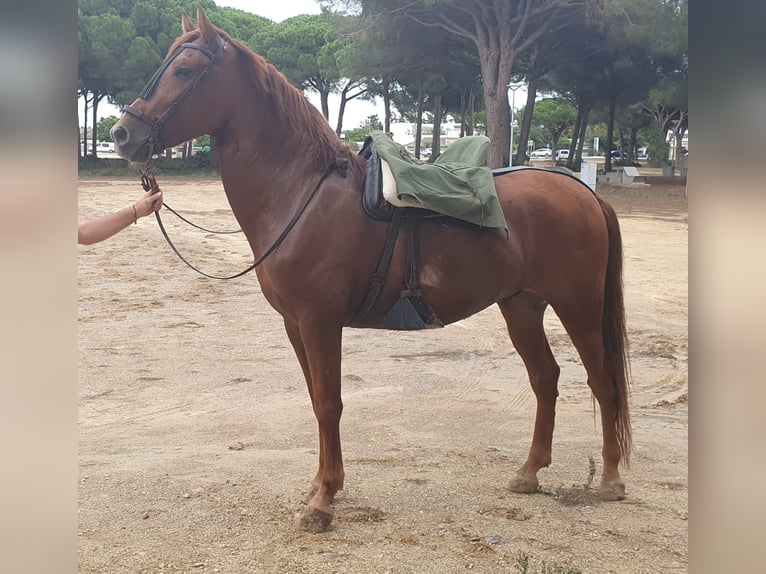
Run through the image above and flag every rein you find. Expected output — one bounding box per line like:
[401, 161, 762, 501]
[140, 160, 345, 280]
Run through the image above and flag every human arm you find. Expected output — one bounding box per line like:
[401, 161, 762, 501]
[78, 190, 163, 245]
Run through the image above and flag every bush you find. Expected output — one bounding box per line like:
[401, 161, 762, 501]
[644, 127, 670, 167]
[78, 156, 219, 177]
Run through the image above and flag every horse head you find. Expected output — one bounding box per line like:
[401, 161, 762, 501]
[111, 6, 231, 163]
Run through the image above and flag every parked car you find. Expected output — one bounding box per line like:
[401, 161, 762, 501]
[530, 148, 552, 158]
[555, 149, 569, 160]
[610, 150, 624, 159]
[96, 141, 115, 153]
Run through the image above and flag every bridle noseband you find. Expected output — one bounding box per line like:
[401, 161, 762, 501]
[122, 36, 225, 157]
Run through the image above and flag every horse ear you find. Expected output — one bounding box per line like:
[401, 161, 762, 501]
[196, 5, 220, 47]
[181, 11, 195, 34]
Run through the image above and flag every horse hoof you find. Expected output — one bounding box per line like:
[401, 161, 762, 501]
[296, 505, 333, 533]
[598, 480, 626, 501]
[509, 475, 539, 494]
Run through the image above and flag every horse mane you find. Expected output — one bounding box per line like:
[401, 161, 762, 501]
[169, 28, 363, 172]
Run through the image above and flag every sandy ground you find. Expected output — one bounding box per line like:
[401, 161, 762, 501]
[78, 176, 687, 573]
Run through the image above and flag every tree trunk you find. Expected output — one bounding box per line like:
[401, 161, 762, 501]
[467, 88, 476, 136]
[320, 89, 330, 121]
[335, 85, 349, 136]
[605, 88, 616, 172]
[618, 128, 627, 161]
[568, 100, 584, 168]
[82, 95, 88, 158]
[429, 92, 442, 162]
[415, 79, 423, 159]
[673, 113, 687, 166]
[91, 95, 100, 158]
[629, 126, 638, 162]
[575, 107, 590, 163]
[516, 73, 539, 166]
[551, 134, 561, 158]
[382, 79, 391, 133]
[483, 86, 510, 169]
[477, 41, 514, 168]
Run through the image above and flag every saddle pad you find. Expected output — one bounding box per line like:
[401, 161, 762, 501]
[381, 159, 422, 209]
[371, 133, 507, 229]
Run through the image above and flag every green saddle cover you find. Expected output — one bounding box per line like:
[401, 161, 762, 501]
[371, 132, 507, 229]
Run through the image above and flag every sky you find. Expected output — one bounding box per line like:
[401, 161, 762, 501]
[79, 0, 385, 132]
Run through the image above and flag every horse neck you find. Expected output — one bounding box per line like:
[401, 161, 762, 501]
[213, 90, 342, 252]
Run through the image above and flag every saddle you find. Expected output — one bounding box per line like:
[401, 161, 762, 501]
[359, 135, 510, 224]
[353, 137, 442, 330]
[354, 137, 565, 331]
[360, 136, 432, 221]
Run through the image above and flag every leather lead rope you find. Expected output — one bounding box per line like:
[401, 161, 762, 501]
[140, 163, 337, 280]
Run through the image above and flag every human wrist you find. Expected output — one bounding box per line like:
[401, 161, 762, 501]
[132, 203, 138, 224]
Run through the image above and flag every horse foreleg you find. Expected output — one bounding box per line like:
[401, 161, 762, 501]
[283, 319, 324, 501]
[291, 320, 344, 532]
[498, 295, 561, 494]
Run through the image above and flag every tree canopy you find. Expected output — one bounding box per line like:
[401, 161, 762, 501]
[78, 0, 687, 166]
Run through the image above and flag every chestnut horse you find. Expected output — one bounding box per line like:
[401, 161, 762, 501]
[112, 7, 630, 532]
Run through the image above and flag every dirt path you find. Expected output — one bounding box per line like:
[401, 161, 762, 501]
[78, 177, 687, 573]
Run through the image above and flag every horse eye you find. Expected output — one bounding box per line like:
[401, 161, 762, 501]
[174, 67, 191, 78]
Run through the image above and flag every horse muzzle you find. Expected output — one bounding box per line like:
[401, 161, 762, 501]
[111, 119, 155, 163]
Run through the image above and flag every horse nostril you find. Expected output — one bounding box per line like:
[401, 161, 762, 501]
[111, 125, 129, 144]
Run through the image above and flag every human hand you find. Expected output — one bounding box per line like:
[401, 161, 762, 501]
[133, 189, 164, 219]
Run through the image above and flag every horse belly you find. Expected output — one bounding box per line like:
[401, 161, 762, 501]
[416, 223, 521, 324]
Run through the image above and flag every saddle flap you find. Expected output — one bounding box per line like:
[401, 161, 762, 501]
[360, 136, 394, 221]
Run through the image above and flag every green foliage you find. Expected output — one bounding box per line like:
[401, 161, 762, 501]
[97, 115, 119, 141]
[78, 156, 219, 177]
[644, 126, 670, 166]
[77, 0, 687, 166]
[342, 115, 383, 148]
[195, 134, 212, 148]
[78, 12, 137, 98]
[209, 7, 272, 52]
[533, 99, 577, 146]
[79, 0, 233, 108]
[264, 14, 340, 90]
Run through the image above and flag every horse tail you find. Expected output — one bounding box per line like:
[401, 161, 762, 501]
[596, 194, 632, 466]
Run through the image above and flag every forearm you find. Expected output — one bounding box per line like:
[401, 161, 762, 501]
[77, 204, 137, 245]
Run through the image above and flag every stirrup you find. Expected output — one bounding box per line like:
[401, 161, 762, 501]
[381, 289, 443, 330]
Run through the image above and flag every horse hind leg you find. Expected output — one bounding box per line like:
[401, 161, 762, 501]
[498, 293, 561, 494]
[554, 298, 629, 501]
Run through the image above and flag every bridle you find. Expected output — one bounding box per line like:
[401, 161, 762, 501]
[122, 36, 225, 157]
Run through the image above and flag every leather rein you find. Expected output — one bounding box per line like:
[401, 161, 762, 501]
[141, 161, 344, 280]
